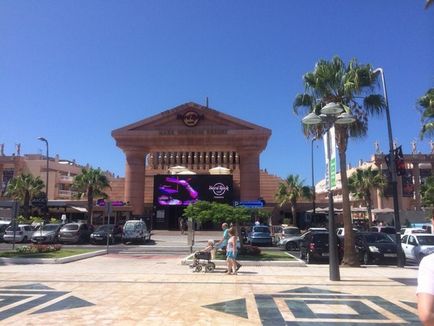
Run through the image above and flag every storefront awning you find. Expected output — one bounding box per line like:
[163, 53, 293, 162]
[69, 206, 87, 213]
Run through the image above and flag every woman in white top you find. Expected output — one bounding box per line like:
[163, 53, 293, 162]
[225, 228, 237, 275]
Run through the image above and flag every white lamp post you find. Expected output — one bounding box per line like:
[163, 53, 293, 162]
[302, 102, 356, 281]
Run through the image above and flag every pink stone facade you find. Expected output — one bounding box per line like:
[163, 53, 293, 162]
[112, 102, 271, 216]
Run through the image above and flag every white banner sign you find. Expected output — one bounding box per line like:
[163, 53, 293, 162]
[323, 126, 336, 190]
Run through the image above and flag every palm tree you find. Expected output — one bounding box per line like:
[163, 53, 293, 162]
[421, 176, 434, 207]
[5, 174, 45, 218]
[275, 175, 311, 227]
[417, 88, 434, 139]
[293, 56, 385, 266]
[72, 168, 111, 224]
[348, 167, 386, 228]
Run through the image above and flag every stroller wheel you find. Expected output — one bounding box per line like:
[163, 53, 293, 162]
[205, 262, 215, 272]
[194, 265, 203, 272]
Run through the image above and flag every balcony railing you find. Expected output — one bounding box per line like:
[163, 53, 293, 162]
[57, 190, 78, 198]
[59, 175, 74, 182]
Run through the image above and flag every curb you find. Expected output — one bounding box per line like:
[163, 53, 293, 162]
[181, 253, 306, 267]
[0, 250, 106, 265]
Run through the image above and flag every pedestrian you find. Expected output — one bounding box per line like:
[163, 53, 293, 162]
[225, 227, 238, 275]
[179, 217, 185, 235]
[417, 216, 434, 326]
[216, 222, 241, 272]
[216, 223, 230, 251]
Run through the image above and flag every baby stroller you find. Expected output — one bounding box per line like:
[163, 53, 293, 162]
[190, 251, 216, 272]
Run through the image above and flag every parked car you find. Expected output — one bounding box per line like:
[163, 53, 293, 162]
[369, 226, 396, 234]
[90, 224, 122, 244]
[299, 231, 342, 264]
[246, 225, 273, 246]
[58, 223, 93, 244]
[3, 224, 34, 243]
[0, 221, 11, 242]
[400, 228, 427, 235]
[401, 234, 434, 264]
[355, 232, 398, 265]
[31, 224, 63, 244]
[122, 220, 151, 244]
[280, 226, 301, 238]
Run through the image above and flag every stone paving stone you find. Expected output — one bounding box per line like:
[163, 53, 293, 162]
[0, 254, 422, 325]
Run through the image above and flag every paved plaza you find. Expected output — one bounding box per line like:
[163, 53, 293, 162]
[0, 248, 422, 325]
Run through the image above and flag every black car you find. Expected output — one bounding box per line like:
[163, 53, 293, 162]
[355, 232, 398, 265]
[299, 231, 342, 264]
[369, 226, 396, 235]
[90, 224, 122, 244]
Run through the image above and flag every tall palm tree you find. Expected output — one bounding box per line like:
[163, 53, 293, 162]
[5, 174, 45, 218]
[72, 168, 111, 224]
[348, 167, 386, 228]
[275, 174, 311, 227]
[293, 56, 385, 266]
[417, 88, 434, 139]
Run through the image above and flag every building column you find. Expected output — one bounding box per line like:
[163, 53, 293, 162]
[124, 149, 145, 216]
[239, 150, 260, 201]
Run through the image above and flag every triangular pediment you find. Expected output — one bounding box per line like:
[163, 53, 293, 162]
[112, 102, 270, 134]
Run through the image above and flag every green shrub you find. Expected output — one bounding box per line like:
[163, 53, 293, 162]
[239, 245, 261, 255]
[16, 244, 62, 254]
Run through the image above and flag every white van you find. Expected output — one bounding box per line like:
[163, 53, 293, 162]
[122, 220, 151, 244]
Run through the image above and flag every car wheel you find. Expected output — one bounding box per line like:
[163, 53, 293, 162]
[417, 254, 424, 264]
[22, 236, 27, 243]
[363, 252, 370, 265]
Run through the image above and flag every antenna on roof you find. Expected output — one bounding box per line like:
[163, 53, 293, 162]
[205, 97, 209, 108]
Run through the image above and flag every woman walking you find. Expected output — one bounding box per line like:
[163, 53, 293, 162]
[226, 227, 238, 275]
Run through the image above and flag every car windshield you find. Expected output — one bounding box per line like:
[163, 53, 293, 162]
[96, 225, 114, 232]
[124, 223, 142, 231]
[41, 224, 61, 231]
[417, 235, 434, 245]
[62, 224, 79, 231]
[283, 228, 299, 235]
[253, 227, 270, 233]
[6, 226, 21, 232]
[365, 233, 394, 243]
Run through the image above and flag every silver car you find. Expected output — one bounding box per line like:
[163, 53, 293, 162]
[3, 224, 34, 243]
[31, 224, 63, 244]
[401, 234, 434, 264]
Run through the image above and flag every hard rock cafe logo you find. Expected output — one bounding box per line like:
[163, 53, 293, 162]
[179, 110, 202, 127]
[209, 183, 229, 197]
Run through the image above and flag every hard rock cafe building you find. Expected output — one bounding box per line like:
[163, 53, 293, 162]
[111, 102, 281, 229]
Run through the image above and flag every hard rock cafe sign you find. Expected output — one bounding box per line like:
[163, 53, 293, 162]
[178, 111, 203, 127]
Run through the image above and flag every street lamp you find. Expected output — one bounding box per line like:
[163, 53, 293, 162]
[37, 137, 49, 197]
[302, 102, 356, 281]
[372, 68, 404, 267]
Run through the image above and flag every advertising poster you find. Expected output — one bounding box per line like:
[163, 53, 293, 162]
[153, 175, 233, 207]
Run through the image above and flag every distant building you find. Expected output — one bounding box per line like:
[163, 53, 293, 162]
[0, 152, 114, 201]
[314, 152, 434, 224]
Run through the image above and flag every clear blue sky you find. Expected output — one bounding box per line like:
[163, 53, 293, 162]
[1, 1, 433, 184]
